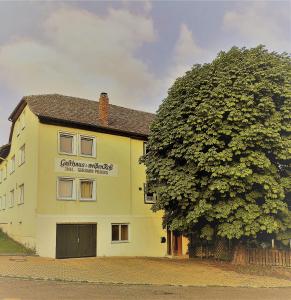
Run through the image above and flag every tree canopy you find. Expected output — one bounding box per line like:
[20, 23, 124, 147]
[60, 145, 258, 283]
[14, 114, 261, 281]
[143, 46, 291, 240]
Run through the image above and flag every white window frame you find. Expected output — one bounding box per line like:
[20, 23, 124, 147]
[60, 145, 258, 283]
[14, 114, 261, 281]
[3, 165, 7, 180]
[79, 135, 96, 158]
[111, 223, 129, 243]
[18, 184, 24, 205]
[79, 178, 96, 201]
[144, 183, 157, 204]
[21, 111, 25, 130]
[10, 155, 15, 174]
[18, 144, 25, 166]
[58, 132, 77, 155]
[10, 190, 14, 208]
[57, 177, 76, 200]
[3, 194, 6, 210]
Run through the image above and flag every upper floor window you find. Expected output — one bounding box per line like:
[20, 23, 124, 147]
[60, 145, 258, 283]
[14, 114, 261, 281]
[9, 190, 14, 208]
[19, 145, 25, 166]
[2, 194, 6, 210]
[20, 111, 25, 130]
[144, 183, 157, 204]
[19, 184, 24, 205]
[3, 165, 7, 180]
[10, 156, 15, 174]
[80, 179, 96, 201]
[59, 132, 77, 155]
[143, 142, 148, 156]
[57, 177, 76, 200]
[80, 135, 96, 157]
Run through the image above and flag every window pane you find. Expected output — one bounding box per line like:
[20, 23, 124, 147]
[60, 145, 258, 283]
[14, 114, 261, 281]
[80, 180, 93, 199]
[19, 185, 24, 204]
[60, 135, 73, 153]
[59, 179, 73, 198]
[112, 225, 119, 241]
[81, 137, 93, 156]
[121, 225, 128, 241]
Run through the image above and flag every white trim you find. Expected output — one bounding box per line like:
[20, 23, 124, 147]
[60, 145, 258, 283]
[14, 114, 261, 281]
[58, 131, 77, 156]
[57, 177, 76, 200]
[111, 223, 130, 243]
[79, 178, 96, 201]
[79, 134, 97, 158]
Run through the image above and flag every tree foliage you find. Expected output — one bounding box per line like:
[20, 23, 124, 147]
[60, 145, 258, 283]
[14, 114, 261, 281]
[143, 46, 291, 240]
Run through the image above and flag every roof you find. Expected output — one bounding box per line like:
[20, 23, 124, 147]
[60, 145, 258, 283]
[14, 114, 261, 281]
[0, 144, 10, 161]
[9, 94, 155, 139]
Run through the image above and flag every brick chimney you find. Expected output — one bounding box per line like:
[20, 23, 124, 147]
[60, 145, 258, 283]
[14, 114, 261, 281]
[98, 92, 109, 126]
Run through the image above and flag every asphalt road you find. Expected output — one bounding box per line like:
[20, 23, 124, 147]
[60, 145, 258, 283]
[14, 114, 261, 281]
[0, 277, 291, 300]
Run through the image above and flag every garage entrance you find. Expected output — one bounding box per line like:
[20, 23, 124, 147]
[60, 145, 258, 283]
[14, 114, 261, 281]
[56, 224, 97, 259]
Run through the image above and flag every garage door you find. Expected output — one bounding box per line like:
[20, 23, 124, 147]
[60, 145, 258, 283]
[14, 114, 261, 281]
[56, 224, 97, 259]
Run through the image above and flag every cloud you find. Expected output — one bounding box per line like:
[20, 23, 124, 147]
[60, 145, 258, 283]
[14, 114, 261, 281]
[223, 2, 290, 51]
[0, 5, 160, 111]
[162, 23, 211, 93]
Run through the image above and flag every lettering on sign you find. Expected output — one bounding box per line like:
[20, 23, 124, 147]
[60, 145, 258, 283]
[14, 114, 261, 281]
[55, 158, 118, 176]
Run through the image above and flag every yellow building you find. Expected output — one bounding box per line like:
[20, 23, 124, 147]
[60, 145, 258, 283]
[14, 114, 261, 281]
[0, 93, 187, 258]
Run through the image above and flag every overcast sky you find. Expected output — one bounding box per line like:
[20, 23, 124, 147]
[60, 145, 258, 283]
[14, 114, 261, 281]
[0, 0, 290, 146]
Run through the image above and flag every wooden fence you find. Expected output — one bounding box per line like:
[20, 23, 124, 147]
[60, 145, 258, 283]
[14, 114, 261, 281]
[247, 248, 291, 267]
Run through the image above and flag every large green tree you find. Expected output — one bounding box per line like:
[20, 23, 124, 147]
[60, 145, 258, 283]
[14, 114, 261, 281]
[143, 46, 291, 240]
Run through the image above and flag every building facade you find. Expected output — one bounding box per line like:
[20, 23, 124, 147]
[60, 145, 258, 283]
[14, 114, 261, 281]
[0, 93, 188, 258]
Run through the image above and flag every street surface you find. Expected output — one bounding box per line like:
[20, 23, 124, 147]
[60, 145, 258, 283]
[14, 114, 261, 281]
[0, 277, 291, 300]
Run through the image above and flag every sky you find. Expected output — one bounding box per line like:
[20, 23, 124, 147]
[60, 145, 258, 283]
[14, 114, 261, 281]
[0, 0, 290, 146]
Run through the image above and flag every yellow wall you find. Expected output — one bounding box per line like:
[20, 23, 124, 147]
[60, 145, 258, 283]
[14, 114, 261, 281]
[36, 120, 167, 257]
[0, 106, 39, 250]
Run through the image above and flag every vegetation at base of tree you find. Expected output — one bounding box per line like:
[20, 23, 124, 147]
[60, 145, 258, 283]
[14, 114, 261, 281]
[0, 229, 35, 254]
[142, 46, 291, 241]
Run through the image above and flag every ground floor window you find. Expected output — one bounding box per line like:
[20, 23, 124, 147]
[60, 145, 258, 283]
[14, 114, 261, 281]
[111, 224, 129, 242]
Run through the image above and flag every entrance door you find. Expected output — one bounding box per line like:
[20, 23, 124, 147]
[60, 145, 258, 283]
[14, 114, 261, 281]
[167, 230, 182, 256]
[56, 224, 97, 259]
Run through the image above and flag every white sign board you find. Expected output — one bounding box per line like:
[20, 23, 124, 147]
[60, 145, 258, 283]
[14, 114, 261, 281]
[55, 158, 118, 176]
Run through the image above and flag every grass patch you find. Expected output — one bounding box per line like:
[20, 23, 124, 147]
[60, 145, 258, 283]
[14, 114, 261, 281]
[0, 230, 34, 254]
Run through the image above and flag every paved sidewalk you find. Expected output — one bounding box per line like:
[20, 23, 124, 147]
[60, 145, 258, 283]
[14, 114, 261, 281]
[0, 256, 291, 288]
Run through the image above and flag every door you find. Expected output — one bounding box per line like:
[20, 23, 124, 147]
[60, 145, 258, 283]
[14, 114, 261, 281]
[56, 224, 97, 259]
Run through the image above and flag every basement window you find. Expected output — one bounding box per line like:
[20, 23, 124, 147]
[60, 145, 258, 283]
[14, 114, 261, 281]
[111, 224, 129, 242]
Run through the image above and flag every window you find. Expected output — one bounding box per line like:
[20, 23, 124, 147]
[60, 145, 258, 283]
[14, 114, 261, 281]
[3, 165, 7, 180]
[16, 120, 20, 137]
[0, 169, 2, 183]
[19, 184, 24, 205]
[144, 183, 157, 204]
[57, 177, 76, 200]
[20, 111, 25, 130]
[18, 145, 25, 166]
[80, 179, 96, 201]
[143, 142, 148, 155]
[111, 224, 129, 242]
[59, 132, 76, 155]
[80, 135, 96, 157]
[2, 194, 6, 210]
[10, 190, 14, 208]
[10, 156, 15, 174]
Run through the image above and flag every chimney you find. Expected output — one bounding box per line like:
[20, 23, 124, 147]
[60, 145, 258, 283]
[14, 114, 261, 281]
[98, 92, 109, 126]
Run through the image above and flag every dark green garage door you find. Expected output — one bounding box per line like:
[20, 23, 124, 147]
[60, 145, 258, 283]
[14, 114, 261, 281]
[56, 224, 97, 259]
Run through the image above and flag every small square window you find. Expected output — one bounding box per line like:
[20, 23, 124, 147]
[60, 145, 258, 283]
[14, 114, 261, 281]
[80, 135, 96, 157]
[57, 177, 76, 200]
[111, 224, 129, 242]
[144, 183, 157, 204]
[80, 179, 96, 201]
[59, 133, 76, 155]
